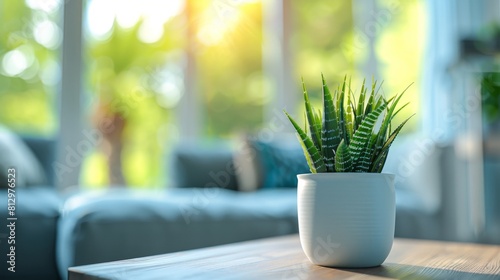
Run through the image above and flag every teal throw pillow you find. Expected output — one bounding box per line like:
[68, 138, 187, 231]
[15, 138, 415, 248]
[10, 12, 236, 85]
[250, 139, 310, 189]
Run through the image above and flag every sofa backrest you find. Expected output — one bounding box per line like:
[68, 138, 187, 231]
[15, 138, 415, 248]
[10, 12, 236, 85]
[0, 124, 56, 188]
[22, 136, 57, 187]
[169, 142, 239, 190]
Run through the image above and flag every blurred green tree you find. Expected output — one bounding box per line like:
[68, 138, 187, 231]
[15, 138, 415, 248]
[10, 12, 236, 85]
[0, 0, 59, 135]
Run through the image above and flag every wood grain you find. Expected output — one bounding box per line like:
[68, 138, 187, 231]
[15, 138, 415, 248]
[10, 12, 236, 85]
[69, 235, 500, 280]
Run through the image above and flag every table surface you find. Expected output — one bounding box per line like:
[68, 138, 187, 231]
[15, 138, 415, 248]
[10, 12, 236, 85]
[69, 235, 500, 280]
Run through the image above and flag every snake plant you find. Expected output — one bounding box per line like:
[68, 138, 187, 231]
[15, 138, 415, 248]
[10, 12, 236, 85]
[284, 75, 413, 173]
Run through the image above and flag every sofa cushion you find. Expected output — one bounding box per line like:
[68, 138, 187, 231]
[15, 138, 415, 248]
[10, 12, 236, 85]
[170, 143, 239, 190]
[0, 187, 62, 280]
[0, 126, 47, 189]
[235, 137, 309, 190]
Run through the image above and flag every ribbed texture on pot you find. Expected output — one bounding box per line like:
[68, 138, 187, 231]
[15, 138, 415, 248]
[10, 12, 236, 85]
[297, 173, 395, 267]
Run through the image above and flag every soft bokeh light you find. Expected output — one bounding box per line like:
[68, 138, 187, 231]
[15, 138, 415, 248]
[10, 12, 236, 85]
[1, 0, 59, 135]
[86, 0, 115, 40]
[115, 1, 141, 29]
[156, 80, 184, 108]
[2, 45, 35, 77]
[33, 19, 61, 49]
[138, 19, 164, 44]
[86, 0, 184, 43]
[140, 0, 184, 25]
[40, 58, 61, 86]
[25, 0, 60, 14]
[19, 58, 39, 81]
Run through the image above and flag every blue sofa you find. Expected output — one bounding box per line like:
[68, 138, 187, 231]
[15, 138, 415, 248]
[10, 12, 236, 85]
[0, 132, 448, 280]
[0, 136, 301, 280]
[0, 136, 61, 280]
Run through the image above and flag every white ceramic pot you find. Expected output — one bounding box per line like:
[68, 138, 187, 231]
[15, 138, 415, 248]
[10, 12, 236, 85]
[297, 173, 395, 268]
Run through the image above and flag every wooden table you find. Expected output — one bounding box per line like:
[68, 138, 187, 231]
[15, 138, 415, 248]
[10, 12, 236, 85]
[69, 235, 500, 279]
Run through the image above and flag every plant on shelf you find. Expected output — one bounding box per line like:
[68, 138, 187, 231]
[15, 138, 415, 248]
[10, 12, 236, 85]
[285, 74, 413, 268]
[284, 74, 413, 173]
[481, 72, 500, 128]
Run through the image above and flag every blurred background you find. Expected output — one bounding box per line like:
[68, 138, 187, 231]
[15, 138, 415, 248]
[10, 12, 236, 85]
[0, 0, 499, 244]
[0, 0, 426, 187]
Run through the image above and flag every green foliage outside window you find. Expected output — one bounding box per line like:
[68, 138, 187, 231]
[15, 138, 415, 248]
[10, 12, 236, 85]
[0, 0, 59, 135]
[1, 0, 426, 188]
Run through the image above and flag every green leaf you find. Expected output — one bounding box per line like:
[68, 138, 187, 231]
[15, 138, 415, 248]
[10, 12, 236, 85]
[337, 77, 347, 144]
[288, 74, 413, 174]
[335, 139, 352, 172]
[348, 102, 388, 168]
[381, 114, 414, 151]
[314, 108, 322, 143]
[371, 149, 390, 173]
[373, 83, 412, 157]
[296, 134, 318, 173]
[345, 80, 354, 142]
[355, 79, 367, 129]
[351, 101, 357, 132]
[390, 101, 410, 122]
[364, 79, 376, 116]
[302, 79, 322, 152]
[284, 111, 327, 173]
[321, 74, 340, 172]
[356, 153, 372, 172]
[374, 95, 384, 110]
[370, 114, 414, 172]
[303, 111, 308, 135]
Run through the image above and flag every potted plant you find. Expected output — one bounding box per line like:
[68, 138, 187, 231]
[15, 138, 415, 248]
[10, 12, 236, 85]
[481, 72, 500, 134]
[284, 75, 412, 268]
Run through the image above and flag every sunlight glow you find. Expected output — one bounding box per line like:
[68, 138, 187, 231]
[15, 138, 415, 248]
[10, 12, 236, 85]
[87, 0, 115, 40]
[25, 0, 61, 14]
[197, 2, 241, 46]
[115, 1, 141, 29]
[138, 19, 164, 44]
[86, 0, 184, 43]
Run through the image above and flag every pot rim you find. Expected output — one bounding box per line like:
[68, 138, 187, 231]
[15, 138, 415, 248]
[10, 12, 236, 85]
[297, 172, 395, 180]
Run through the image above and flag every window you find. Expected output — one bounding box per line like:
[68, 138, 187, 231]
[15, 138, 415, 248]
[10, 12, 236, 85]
[292, 1, 355, 86]
[1, 0, 428, 188]
[374, 0, 426, 130]
[81, 0, 266, 188]
[0, 0, 61, 136]
[290, 0, 425, 132]
[195, 0, 265, 138]
[81, 0, 185, 187]
[291, 0, 355, 112]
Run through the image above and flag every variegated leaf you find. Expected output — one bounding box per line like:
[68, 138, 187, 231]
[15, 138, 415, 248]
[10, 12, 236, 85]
[356, 79, 366, 129]
[348, 102, 388, 168]
[284, 111, 327, 173]
[335, 139, 352, 172]
[302, 79, 322, 152]
[370, 114, 414, 172]
[345, 83, 354, 142]
[321, 74, 340, 172]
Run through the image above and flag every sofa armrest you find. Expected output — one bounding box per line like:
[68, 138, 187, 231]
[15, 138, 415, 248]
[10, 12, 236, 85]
[57, 188, 297, 279]
[0, 187, 62, 280]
